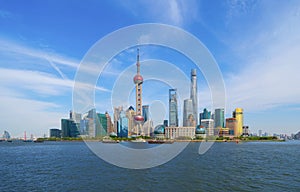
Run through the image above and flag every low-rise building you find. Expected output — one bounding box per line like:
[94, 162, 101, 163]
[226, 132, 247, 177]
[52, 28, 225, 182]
[165, 126, 195, 139]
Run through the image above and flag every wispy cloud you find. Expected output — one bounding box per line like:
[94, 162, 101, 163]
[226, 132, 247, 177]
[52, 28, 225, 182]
[119, 0, 199, 27]
[0, 95, 65, 137]
[0, 68, 110, 97]
[0, 68, 71, 95]
[224, 2, 300, 113]
[0, 38, 79, 69]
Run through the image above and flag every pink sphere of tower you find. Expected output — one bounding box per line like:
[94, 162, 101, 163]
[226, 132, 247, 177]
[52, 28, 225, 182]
[133, 74, 143, 84]
[134, 115, 144, 123]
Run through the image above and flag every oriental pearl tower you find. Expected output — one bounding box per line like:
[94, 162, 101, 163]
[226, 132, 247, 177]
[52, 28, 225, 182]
[133, 48, 144, 135]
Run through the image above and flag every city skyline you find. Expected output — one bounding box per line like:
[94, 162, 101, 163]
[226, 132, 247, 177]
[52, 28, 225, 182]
[1, 1, 300, 137]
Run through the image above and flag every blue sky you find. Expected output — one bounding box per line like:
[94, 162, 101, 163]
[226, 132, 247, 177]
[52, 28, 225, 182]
[1, 0, 300, 137]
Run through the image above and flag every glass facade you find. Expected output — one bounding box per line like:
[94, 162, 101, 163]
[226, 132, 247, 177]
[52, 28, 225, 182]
[117, 111, 128, 138]
[214, 108, 225, 128]
[199, 108, 211, 125]
[61, 119, 80, 138]
[183, 99, 194, 126]
[154, 125, 165, 134]
[96, 113, 108, 137]
[169, 89, 178, 127]
[50, 129, 61, 138]
[142, 105, 149, 122]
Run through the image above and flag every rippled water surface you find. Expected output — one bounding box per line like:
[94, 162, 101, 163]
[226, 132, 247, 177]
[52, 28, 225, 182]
[0, 141, 299, 191]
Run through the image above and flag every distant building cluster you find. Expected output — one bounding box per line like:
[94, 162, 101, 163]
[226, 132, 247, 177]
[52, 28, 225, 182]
[51, 50, 253, 139]
[161, 68, 249, 140]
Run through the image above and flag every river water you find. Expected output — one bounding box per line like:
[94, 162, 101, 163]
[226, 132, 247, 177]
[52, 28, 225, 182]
[0, 140, 299, 191]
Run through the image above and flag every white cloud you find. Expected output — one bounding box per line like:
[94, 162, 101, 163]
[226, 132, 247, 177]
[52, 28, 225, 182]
[0, 68, 73, 96]
[224, 2, 300, 114]
[168, 0, 182, 25]
[0, 68, 110, 96]
[119, 0, 199, 27]
[0, 38, 79, 68]
[0, 96, 65, 138]
[0, 67, 111, 137]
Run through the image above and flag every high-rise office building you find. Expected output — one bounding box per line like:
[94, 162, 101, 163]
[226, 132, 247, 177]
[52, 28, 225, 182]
[105, 112, 113, 134]
[113, 106, 123, 134]
[117, 110, 128, 138]
[142, 105, 150, 123]
[70, 111, 82, 123]
[96, 113, 108, 137]
[214, 108, 225, 128]
[126, 106, 135, 136]
[183, 99, 195, 126]
[169, 88, 179, 127]
[232, 108, 243, 137]
[199, 108, 211, 124]
[87, 118, 96, 137]
[87, 108, 96, 119]
[80, 119, 89, 135]
[190, 69, 198, 125]
[226, 118, 238, 137]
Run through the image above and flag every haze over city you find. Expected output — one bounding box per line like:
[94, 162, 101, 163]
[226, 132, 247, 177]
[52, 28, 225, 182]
[1, 0, 300, 137]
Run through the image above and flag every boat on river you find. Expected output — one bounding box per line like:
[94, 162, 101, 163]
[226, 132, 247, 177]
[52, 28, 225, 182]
[131, 138, 146, 143]
[148, 140, 174, 144]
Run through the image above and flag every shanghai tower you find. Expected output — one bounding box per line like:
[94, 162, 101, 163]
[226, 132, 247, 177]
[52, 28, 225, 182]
[190, 69, 198, 125]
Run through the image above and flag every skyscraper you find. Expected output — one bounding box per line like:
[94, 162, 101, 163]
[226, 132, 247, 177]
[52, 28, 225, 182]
[214, 108, 225, 128]
[126, 106, 135, 136]
[117, 110, 128, 138]
[133, 49, 144, 135]
[96, 113, 107, 137]
[183, 99, 195, 126]
[190, 69, 198, 125]
[113, 106, 123, 134]
[199, 108, 211, 124]
[69, 110, 82, 123]
[105, 112, 113, 134]
[142, 105, 149, 123]
[226, 118, 238, 137]
[233, 108, 243, 137]
[86, 108, 97, 137]
[169, 88, 178, 127]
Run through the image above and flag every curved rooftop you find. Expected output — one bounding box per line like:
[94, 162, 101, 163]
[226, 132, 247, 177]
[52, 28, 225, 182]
[154, 124, 165, 134]
[195, 125, 206, 134]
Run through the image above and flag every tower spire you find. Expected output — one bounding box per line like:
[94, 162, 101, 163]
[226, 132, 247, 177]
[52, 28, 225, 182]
[137, 48, 140, 74]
